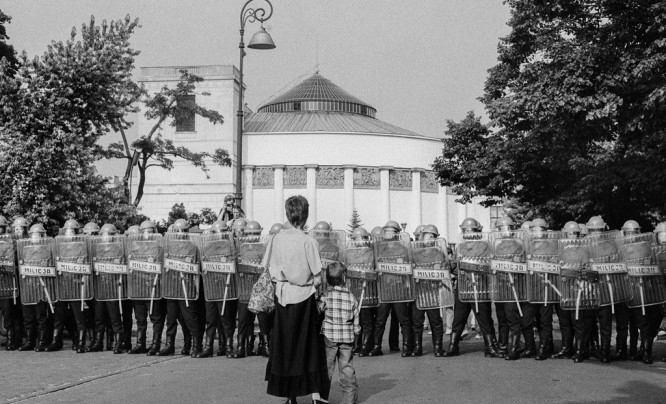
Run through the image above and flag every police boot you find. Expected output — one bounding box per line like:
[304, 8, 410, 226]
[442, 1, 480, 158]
[368, 344, 383, 357]
[483, 333, 502, 358]
[257, 333, 269, 357]
[360, 332, 373, 357]
[225, 336, 235, 358]
[612, 343, 628, 361]
[401, 330, 413, 357]
[86, 331, 105, 352]
[641, 336, 653, 364]
[535, 336, 553, 361]
[216, 330, 226, 356]
[629, 331, 638, 359]
[122, 331, 132, 353]
[412, 332, 423, 357]
[600, 338, 612, 363]
[572, 339, 585, 363]
[76, 330, 86, 353]
[71, 329, 79, 351]
[443, 332, 461, 357]
[519, 329, 537, 358]
[35, 329, 50, 352]
[233, 334, 247, 359]
[113, 333, 126, 354]
[6, 328, 19, 351]
[181, 336, 192, 356]
[589, 337, 600, 359]
[352, 332, 363, 355]
[190, 335, 204, 358]
[631, 338, 645, 361]
[497, 330, 508, 357]
[158, 335, 175, 356]
[199, 334, 214, 358]
[505, 332, 521, 361]
[246, 333, 256, 356]
[433, 331, 444, 357]
[19, 329, 36, 351]
[129, 329, 147, 354]
[45, 329, 63, 352]
[146, 334, 162, 356]
[106, 327, 114, 351]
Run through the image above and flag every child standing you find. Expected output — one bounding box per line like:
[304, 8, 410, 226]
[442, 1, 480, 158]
[319, 262, 360, 404]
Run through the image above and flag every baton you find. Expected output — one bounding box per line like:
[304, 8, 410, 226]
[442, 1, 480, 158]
[149, 273, 159, 315]
[12, 277, 16, 305]
[220, 274, 231, 317]
[38, 276, 54, 314]
[471, 272, 479, 313]
[508, 273, 522, 317]
[118, 276, 123, 316]
[639, 277, 646, 316]
[575, 280, 583, 321]
[356, 281, 367, 317]
[606, 275, 614, 314]
[180, 272, 189, 307]
[80, 275, 86, 311]
[544, 285, 548, 306]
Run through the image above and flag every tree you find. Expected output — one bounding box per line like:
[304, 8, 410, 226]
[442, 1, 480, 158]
[347, 209, 363, 236]
[0, 9, 17, 72]
[434, 1, 666, 230]
[107, 70, 231, 206]
[0, 16, 142, 228]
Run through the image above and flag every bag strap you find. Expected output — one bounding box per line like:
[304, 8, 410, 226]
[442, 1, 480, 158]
[263, 235, 275, 273]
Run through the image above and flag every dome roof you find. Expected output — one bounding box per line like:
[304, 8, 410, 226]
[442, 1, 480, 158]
[258, 73, 377, 118]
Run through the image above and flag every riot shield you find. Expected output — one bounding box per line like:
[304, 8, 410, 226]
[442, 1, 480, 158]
[490, 231, 528, 313]
[236, 235, 266, 304]
[412, 238, 453, 310]
[344, 239, 379, 308]
[0, 234, 18, 301]
[92, 235, 128, 302]
[162, 233, 200, 305]
[200, 232, 238, 302]
[17, 237, 57, 309]
[457, 233, 492, 312]
[558, 238, 599, 316]
[311, 229, 346, 268]
[588, 231, 631, 308]
[54, 235, 93, 304]
[623, 236, 666, 310]
[127, 234, 163, 314]
[526, 231, 562, 305]
[375, 232, 414, 303]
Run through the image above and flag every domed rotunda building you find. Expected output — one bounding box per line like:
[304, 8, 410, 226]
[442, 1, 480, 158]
[134, 65, 496, 239]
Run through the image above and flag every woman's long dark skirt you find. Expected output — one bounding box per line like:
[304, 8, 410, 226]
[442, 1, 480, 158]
[265, 294, 330, 399]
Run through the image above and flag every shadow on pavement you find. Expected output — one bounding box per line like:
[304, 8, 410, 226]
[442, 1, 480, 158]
[564, 380, 666, 404]
[357, 372, 399, 402]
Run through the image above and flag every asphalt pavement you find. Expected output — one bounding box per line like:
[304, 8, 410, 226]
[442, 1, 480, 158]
[2, 332, 666, 404]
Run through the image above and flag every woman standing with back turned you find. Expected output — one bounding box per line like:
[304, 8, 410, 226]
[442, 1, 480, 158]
[263, 195, 330, 404]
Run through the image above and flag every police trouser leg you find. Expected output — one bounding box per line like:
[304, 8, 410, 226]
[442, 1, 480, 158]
[597, 305, 613, 362]
[219, 299, 238, 357]
[495, 302, 509, 343]
[20, 304, 38, 350]
[121, 300, 133, 348]
[535, 303, 554, 360]
[46, 301, 70, 351]
[178, 300, 200, 357]
[204, 301, 221, 341]
[359, 307, 377, 356]
[234, 302, 254, 358]
[393, 302, 413, 357]
[451, 292, 472, 336]
[554, 305, 574, 358]
[1, 298, 18, 350]
[613, 303, 630, 360]
[411, 305, 425, 357]
[257, 311, 273, 358]
[519, 303, 537, 357]
[371, 303, 392, 354]
[426, 308, 445, 357]
[572, 309, 595, 363]
[389, 306, 400, 350]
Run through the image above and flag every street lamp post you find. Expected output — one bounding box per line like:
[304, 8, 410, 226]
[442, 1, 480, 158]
[235, 0, 275, 207]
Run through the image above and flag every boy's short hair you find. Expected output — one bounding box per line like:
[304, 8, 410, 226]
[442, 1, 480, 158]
[326, 261, 347, 287]
[285, 195, 309, 229]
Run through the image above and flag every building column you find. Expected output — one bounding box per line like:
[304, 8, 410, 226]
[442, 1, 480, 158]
[437, 185, 449, 241]
[305, 164, 318, 229]
[243, 165, 254, 219]
[379, 166, 392, 223]
[273, 165, 285, 224]
[410, 169, 423, 233]
[343, 165, 356, 226]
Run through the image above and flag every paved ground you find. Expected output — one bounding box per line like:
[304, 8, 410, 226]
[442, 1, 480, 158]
[2, 332, 666, 404]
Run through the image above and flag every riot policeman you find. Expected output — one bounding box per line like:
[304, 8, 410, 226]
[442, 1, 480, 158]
[346, 227, 377, 357]
[246, 220, 271, 357]
[551, 221, 578, 359]
[445, 218, 500, 357]
[0, 215, 21, 350]
[230, 218, 254, 359]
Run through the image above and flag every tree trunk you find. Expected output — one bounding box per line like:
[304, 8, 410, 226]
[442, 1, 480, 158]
[132, 156, 148, 207]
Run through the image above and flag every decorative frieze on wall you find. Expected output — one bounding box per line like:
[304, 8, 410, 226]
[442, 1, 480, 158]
[316, 167, 344, 189]
[252, 167, 274, 188]
[389, 169, 412, 191]
[284, 166, 307, 188]
[421, 171, 439, 193]
[353, 168, 380, 189]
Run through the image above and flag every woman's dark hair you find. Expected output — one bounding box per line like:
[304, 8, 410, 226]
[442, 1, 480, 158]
[232, 204, 246, 217]
[326, 261, 347, 287]
[285, 195, 309, 229]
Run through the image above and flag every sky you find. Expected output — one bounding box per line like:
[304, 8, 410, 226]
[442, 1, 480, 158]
[2, 0, 510, 138]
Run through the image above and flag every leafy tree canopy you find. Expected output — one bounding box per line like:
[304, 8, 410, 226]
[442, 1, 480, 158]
[0, 9, 18, 71]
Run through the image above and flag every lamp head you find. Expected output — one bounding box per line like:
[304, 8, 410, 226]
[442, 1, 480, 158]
[248, 26, 276, 50]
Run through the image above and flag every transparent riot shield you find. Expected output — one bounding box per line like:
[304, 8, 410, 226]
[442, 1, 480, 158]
[236, 235, 266, 304]
[17, 237, 57, 310]
[311, 229, 346, 268]
[201, 232, 238, 303]
[490, 231, 528, 313]
[54, 235, 93, 305]
[457, 233, 492, 312]
[0, 234, 18, 301]
[623, 236, 666, 311]
[588, 231, 631, 308]
[558, 238, 599, 317]
[92, 235, 128, 302]
[412, 238, 454, 310]
[526, 231, 562, 305]
[344, 238, 378, 308]
[162, 233, 200, 306]
[127, 233, 163, 316]
[375, 232, 414, 303]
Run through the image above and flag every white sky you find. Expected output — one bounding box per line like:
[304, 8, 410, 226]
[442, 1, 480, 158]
[2, 0, 510, 174]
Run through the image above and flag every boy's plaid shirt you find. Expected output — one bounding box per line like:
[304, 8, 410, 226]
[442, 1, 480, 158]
[319, 285, 361, 344]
